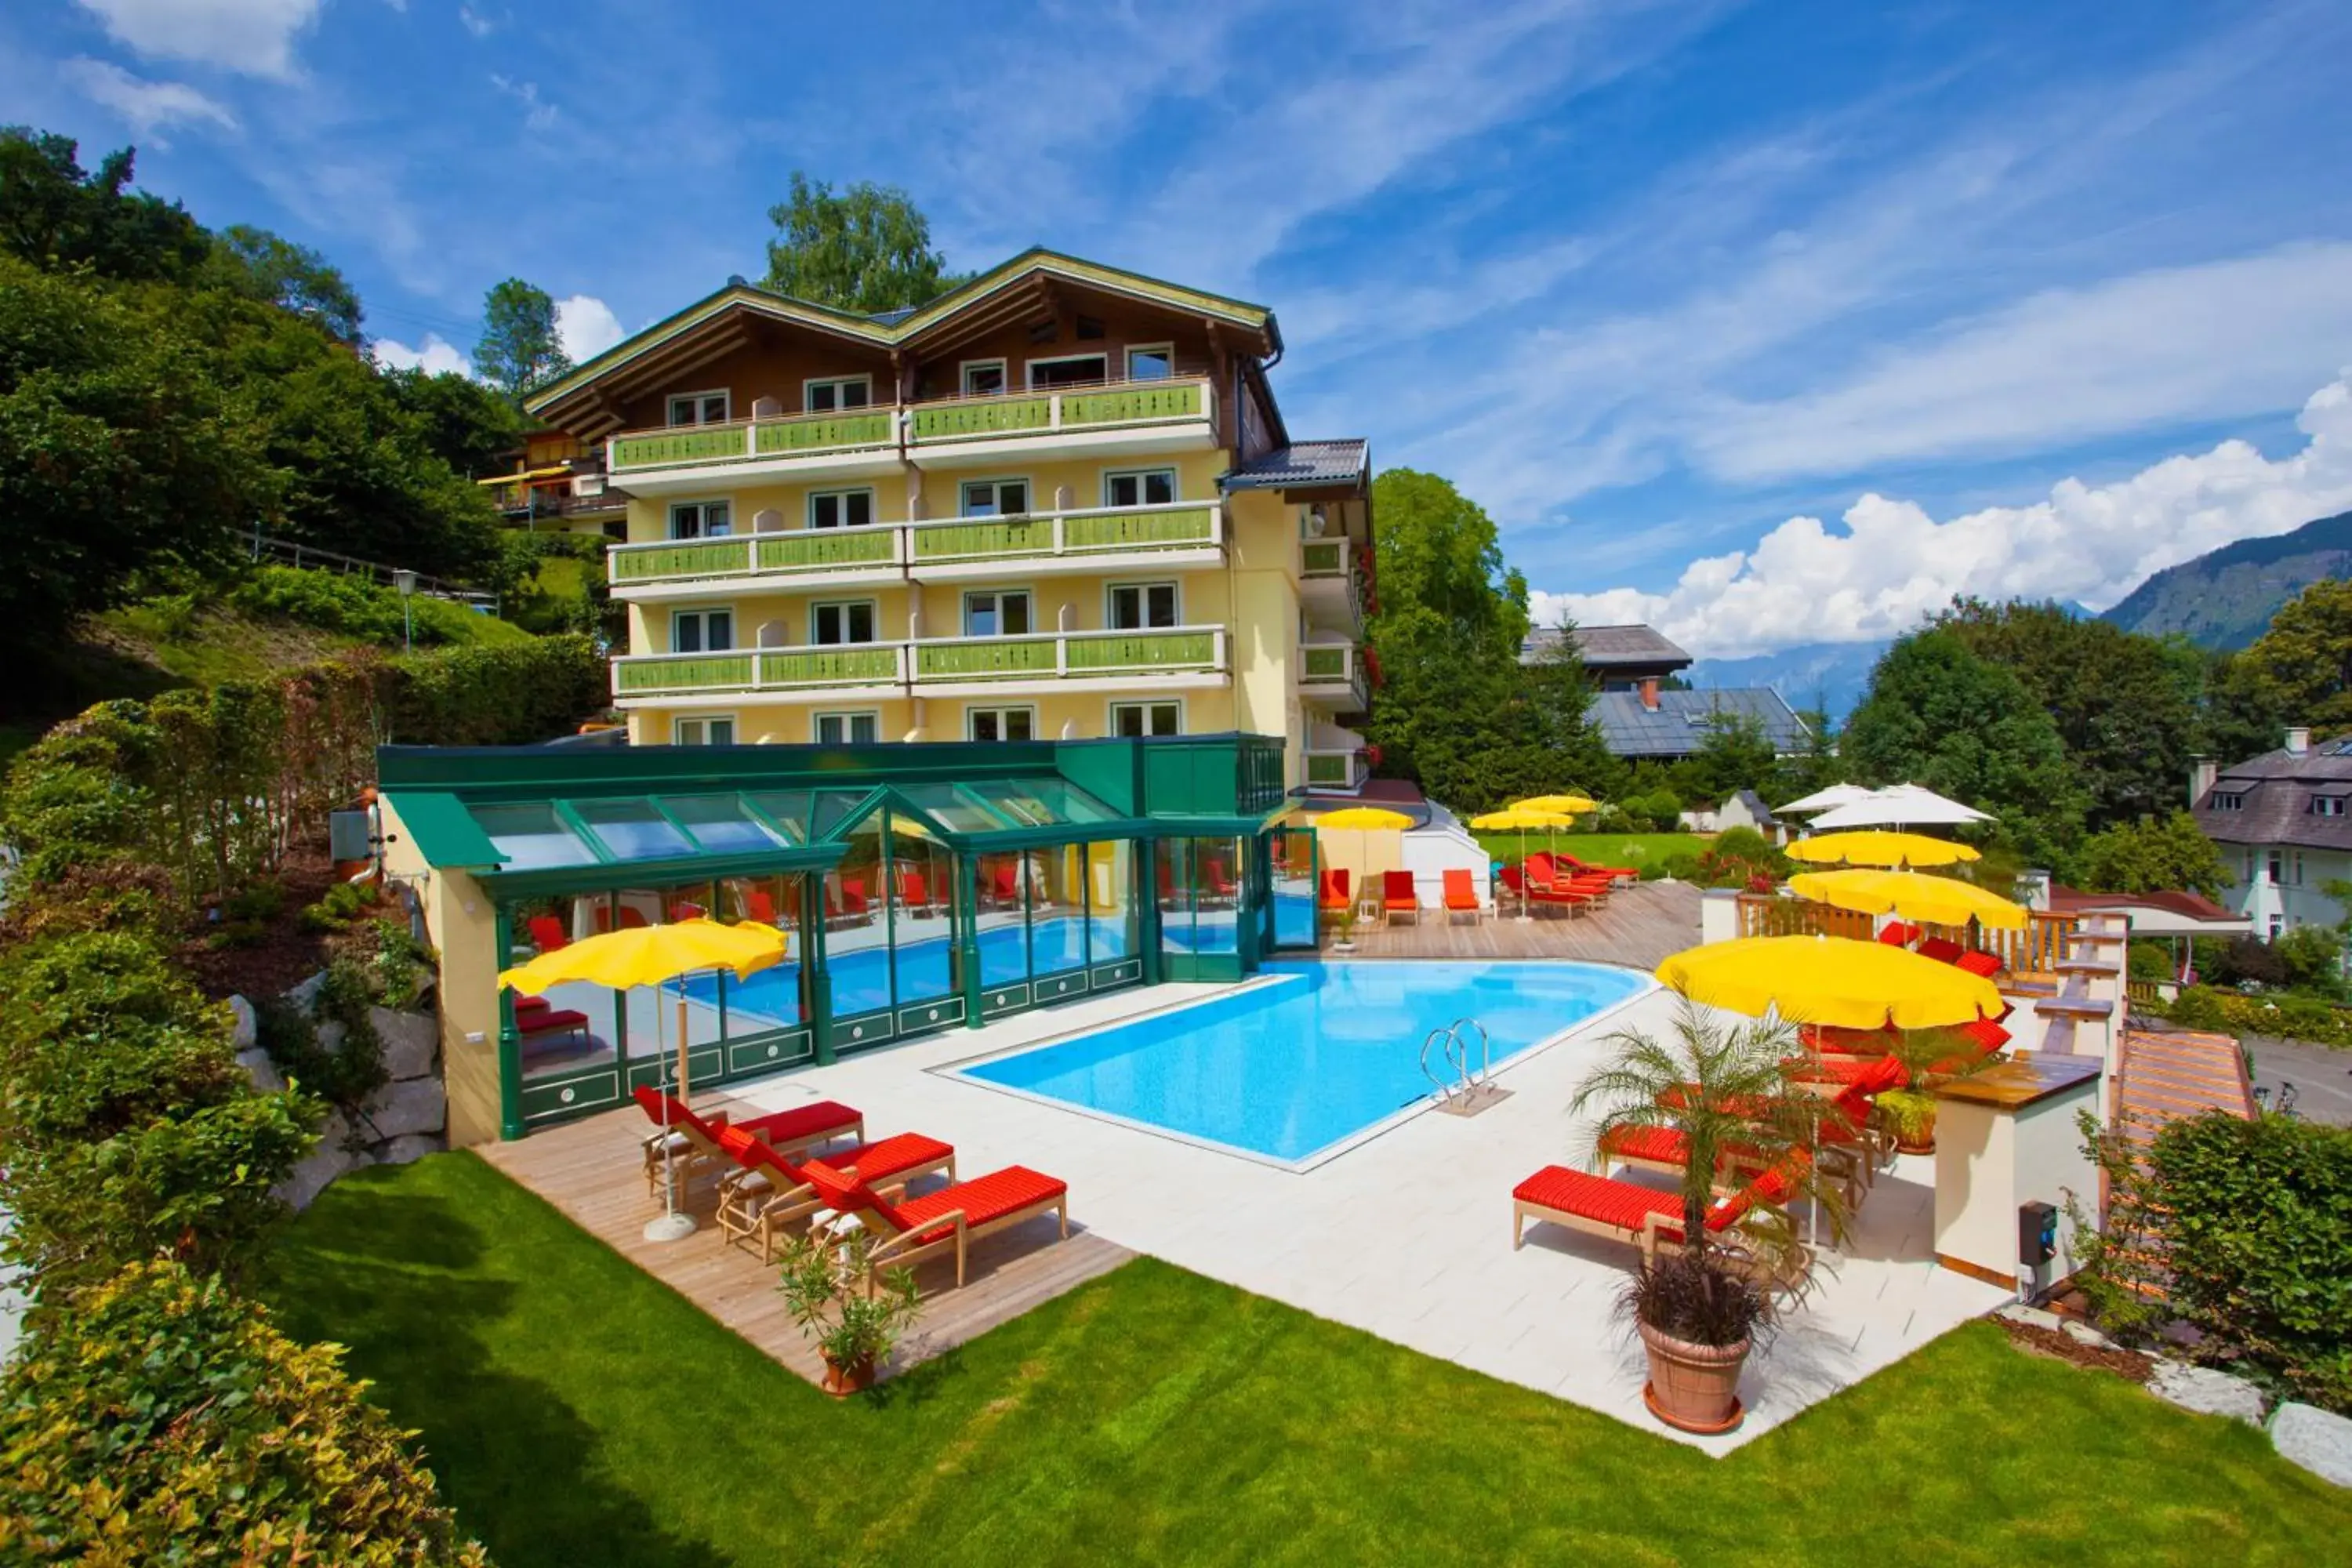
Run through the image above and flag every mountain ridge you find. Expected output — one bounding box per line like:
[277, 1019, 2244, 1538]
[2098, 509, 2352, 648]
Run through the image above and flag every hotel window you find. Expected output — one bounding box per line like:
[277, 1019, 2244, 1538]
[666, 390, 729, 425]
[960, 359, 1007, 396]
[1109, 583, 1178, 630]
[670, 608, 733, 654]
[808, 489, 873, 530]
[814, 710, 880, 745]
[1126, 343, 1174, 381]
[2211, 791, 2244, 810]
[2268, 851, 2284, 885]
[2292, 851, 2306, 885]
[967, 706, 1036, 742]
[804, 376, 872, 412]
[964, 590, 1032, 637]
[1110, 700, 1181, 738]
[1103, 468, 1177, 508]
[673, 716, 735, 746]
[670, 501, 730, 539]
[810, 601, 877, 644]
[2312, 796, 2346, 817]
[1027, 353, 1107, 389]
[960, 477, 1029, 517]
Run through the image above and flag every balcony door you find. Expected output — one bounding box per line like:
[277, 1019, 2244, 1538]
[1108, 582, 1178, 630]
[670, 501, 730, 539]
[804, 376, 872, 412]
[811, 601, 877, 645]
[667, 390, 729, 426]
[964, 590, 1032, 638]
[960, 478, 1029, 517]
[671, 608, 733, 654]
[808, 489, 872, 529]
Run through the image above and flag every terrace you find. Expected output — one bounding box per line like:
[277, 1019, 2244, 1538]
[608, 626, 1233, 706]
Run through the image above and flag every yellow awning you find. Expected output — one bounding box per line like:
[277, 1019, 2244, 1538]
[477, 465, 572, 486]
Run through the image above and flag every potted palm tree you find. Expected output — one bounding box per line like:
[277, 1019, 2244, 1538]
[1570, 1004, 1842, 1433]
[775, 1229, 922, 1396]
[1871, 1025, 1999, 1154]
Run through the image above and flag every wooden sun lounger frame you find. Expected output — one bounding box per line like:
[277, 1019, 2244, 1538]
[1511, 1181, 1815, 1292]
[843, 1178, 1071, 1289]
[639, 1102, 867, 1200]
[717, 1144, 959, 1264]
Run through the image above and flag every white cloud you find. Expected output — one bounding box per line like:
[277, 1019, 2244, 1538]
[490, 74, 557, 131]
[60, 57, 238, 142]
[372, 333, 473, 377]
[74, 0, 323, 79]
[1533, 370, 2352, 659]
[457, 4, 495, 37]
[554, 295, 625, 362]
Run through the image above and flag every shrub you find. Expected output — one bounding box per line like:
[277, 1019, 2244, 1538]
[0, 1260, 490, 1565]
[2127, 941, 2175, 983]
[2075, 1111, 2352, 1412]
[2152, 983, 2352, 1047]
[385, 633, 608, 746]
[1642, 851, 1704, 883]
[254, 956, 389, 1123]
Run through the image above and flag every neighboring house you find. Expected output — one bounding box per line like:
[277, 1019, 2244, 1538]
[1519, 622, 1811, 761]
[524, 249, 1374, 791]
[1683, 788, 1784, 842]
[477, 427, 630, 537]
[2190, 728, 2352, 935]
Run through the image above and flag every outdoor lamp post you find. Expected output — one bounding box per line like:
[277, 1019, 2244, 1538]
[393, 568, 418, 652]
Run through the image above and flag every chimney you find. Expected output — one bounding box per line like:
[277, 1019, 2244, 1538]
[2189, 756, 2217, 807]
[1639, 675, 1661, 713]
[2286, 727, 2311, 757]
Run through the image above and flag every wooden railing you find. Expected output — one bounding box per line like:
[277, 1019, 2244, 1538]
[609, 627, 1228, 700]
[1914, 911, 2078, 978]
[1736, 894, 1874, 942]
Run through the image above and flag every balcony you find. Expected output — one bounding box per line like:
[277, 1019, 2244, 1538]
[604, 502, 1225, 601]
[1304, 749, 1369, 790]
[604, 376, 1218, 494]
[1299, 537, 1365, 627]
[610, 626, 1230, 707]
[1298, 641, 1370, 711]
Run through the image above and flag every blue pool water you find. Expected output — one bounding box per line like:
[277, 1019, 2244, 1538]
[954, 960, 1650, 1166]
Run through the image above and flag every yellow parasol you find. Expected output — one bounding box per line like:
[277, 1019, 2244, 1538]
[501, 919, 786, 1240]
[1784, 830, 1980, 869]
[1313, 807, 1415, 911]
[1787, 867, 2027, 931]
[1654, 934, 2001, 1030]
[1512, 793, 1599, 815]
[1470, 807, 1579, 920]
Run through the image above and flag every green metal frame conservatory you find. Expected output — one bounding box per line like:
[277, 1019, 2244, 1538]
[376, 734, 1318, 1139]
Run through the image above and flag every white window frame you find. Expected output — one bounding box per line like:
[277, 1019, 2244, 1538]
[670, 607, 735, 654]
[966, 705, 1038, 743]
[668, 499, 733, 539]
[1025, 352, 1109, 389]
[1106, 580, 1181, 631]
[1108, 699, 1183, 739]
[673, 714, 738, 746]
[806, 488, 875, 530]
[802, 374, 873, 413]
[963, 588, 1034, 638]
[666, 388, 730, 426]
[808, 599, 879, 646]
[959, 476, 1032, 518]
[814, 710, 882, 746]
[1102, 466, 1178, 509]
[960, 358, 1008, 396]
[1124, 343, 1174, 381]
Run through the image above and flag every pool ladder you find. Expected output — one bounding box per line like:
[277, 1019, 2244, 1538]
[1421, 1018, 1507, 1114]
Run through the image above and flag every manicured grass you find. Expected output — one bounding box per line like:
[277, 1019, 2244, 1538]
[1472, 829, 1708, 870]
[263, 1153, 2352, 1567]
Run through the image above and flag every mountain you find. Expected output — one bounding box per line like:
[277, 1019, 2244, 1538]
[1684, 638, 1889, 724]
[2098, 510, 2352, 649]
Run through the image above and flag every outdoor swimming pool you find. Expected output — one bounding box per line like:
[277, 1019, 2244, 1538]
[950, 960, 1653, 1167]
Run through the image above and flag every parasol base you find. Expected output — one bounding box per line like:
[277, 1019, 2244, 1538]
[642, 1211, 698, 1243]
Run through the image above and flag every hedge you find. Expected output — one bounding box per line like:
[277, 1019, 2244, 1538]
[2157, 985, 2352, 1048]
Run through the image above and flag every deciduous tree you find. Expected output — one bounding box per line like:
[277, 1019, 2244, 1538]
[2074, 811, 2230, 898]
[205, 223, 364, 344]
[2236, 578, 2352, 740]
[0, 129, 208, 281]
[764, 172, 968, 313]
[472, 276, 569, 402]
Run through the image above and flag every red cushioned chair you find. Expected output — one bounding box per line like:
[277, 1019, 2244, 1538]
[1382, 869, 1421, 926]
[1443, 868, 1483, 924]
[1555, 851, 1639, 885]
[798, 1156, 1070, 1289]
[1877, 921, 1922, 948]
[1511, 1159, 1809, 1274]
[630, 1084, 866, 1200]
[1319, 869, 1352, 913]
[527, 914, 569, 953]
[713, 1123, 956, 1263]
[1915, 935, 1965, 966]
[1954, 949, 2003, 979]
[512, 993, 590, 1050]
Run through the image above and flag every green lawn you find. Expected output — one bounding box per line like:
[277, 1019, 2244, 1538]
[1472, 829, 1708, 870]
[260, 1153, 2349, 1566]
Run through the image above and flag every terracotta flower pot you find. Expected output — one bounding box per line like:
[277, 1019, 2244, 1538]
[820, 1352, 877, 1398]
[1638, 1319, 1748, 1434]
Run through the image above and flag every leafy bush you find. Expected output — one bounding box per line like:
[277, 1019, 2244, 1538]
[254, 959, 389, 1124]
[231, 564, 529, 650]
[2271, 924, 2347, 1000]
[0, 1259, 489, 1565]
[1642, 851, 1704, 883]
[2152, 983, 2352, 1046]
[384, 633, 608, 746]
[2075, 1111, 2352, 1412]
[299, 877, 371, 933]
[2127, 941, 2176, 983]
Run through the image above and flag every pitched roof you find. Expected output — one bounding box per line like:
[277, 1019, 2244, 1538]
[1592, 687, 1811, 759]
[2194, 739, 2352, 848]
[2049, 885, 2241, 923]
[1520, 623, 1693, 670]
[1221, 440, 1370, 491]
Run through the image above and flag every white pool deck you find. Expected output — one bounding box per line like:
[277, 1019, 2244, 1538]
[702, 967, 2010, 1454]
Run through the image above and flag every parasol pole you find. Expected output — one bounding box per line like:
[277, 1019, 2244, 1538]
[644, 972, 697, 1243]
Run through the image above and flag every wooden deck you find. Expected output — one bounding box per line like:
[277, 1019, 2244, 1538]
[2114, 1025, 2254, 1159]
[476, 1102, 1133, 1389]
[1334, 880, 1700, 970]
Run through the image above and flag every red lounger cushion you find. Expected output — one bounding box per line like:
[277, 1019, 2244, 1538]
[1878, 921, 1922, 947]
[1955, 949, 2002, 978]
[1384, 870, 1417, 906]
[721, 1125, 950, 1188]
[801, 1159, 1065, 1246]
[1916, 937, 1965, 965]
[1600, 1126, 1688, 1165]
[1515, 1164, 1778, 1243]
[518, 1007, 587, 1035]
[736, 1100, 862, 1145]
[1443, 870, 1479, 909]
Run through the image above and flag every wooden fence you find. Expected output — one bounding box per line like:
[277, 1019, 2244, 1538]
[1737, 894, 2078, 977]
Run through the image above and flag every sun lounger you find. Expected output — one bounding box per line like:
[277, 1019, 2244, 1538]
[1554, 851, 1639, 885]
[1877, 922, 1922, 948]
[797, 1156, 1070, 1288]
[1915, 935, 1966, 966]
[1954, 949, 2003, 979]
[527, 915, 569, 953]
[713, 1123, 956, 1262]
[630, 1085, 865, 1200]
[1319, 869, 1352, 914]
[513, 993, 590, 1048]
[1382, 869, 1421, 925]
[1511, 1159, 1806, 1269]
[1443, 868, 1483, 924]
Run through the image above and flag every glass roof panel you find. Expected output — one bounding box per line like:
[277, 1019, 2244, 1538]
[810, 788, 877, 838]
[662, 793, 793, 853]
[744, 790, 815, 841]
[976, 777, 1120, 828]
[891, 782, 1012, 834]
[470, 802, 600, 871]
[572, 797, 694, 862]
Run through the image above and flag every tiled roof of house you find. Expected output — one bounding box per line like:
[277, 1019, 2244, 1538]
[2193, 739, 2352, 848]
[1592, 687, 1811, 759]
[1221, 440, 1370, 491]
[1519, 623, 1693, 669]
[2049, 885, 2241, 923]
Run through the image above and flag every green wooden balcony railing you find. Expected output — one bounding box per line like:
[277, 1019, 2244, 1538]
[1301, 645, 1355, 682]
[1305, 751, 1358, 787]
[615, 627, 1226, 701]
[753, 409, 893, 455]
[913, 638, 1060, 681]
[754, 528, 895, 572]
[909, 517, 1058, 561]
[1300, 540, 1347, 577]
[1062, 506, 1214, 551]
[1062, 382, 1203, 426]
[611, 644, 902, 698]
[610, 425, 749, 470]
[1064, 630, 1217, 673]
[909, 397, 1051, 441]
[757, 646, 901, 687]
[614, 653, 754, 693]
[608, 539, 753, 583]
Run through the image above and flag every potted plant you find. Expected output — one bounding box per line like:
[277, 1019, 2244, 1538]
[775, 1229, 922, 1396]
[1329, 901, 1359, 954]
[1570, 1004, 1842, 1433]
[1872, 1025, 1999, 1155]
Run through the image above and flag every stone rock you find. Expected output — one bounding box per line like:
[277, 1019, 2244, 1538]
[276, 1112, 362, 1211]
[1997, 1304, 2063, 1332]
[373, 1133, 442, 1167]
[227, 994, 257, 1051]
[371, 1005, 439, 1081]
[235, 1046, 284, 1094]
[317, 1018, 347, 1056]
[2060, 1319, 2114, 1350]
[2270, 1403, 2352, 1489]
[285, 970, 328, 1014]
[2148, 1361, 2268, 1425]
[358, 1076, 445, 1142]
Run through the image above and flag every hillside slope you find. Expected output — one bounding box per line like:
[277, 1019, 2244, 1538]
[2099, 510, 2352, 648]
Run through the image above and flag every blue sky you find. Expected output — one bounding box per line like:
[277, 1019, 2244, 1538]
[9, 1, 2352, 658]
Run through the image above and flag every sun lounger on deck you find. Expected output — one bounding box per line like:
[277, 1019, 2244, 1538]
[1443, 869, 1483, 924]
[798, 1156, 1070, 1288]
[1512, 1158, 1808, 1272]
[1382, 870, 1421, 925]
[631, 1085, 866, 1200]
[714, 1123, 956, 1262]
